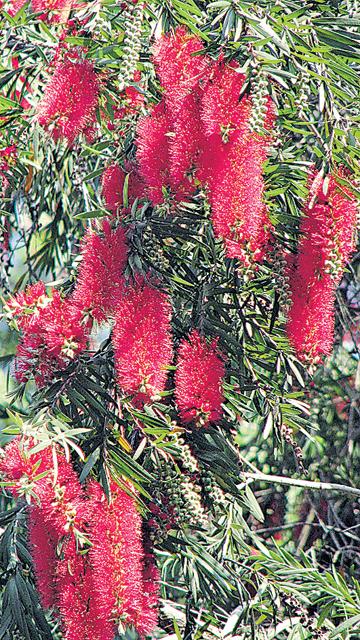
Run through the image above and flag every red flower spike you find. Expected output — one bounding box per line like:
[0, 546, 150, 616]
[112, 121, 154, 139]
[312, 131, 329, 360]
[36, 57, 99, 144]
[31, 0, 72, 21]
[111, 485, 145, 627]
[152, 27, 210, 197]
[136, 99, 171, 205]
[175, 329, 226, 427]
[28, 507, 58, 610]
[87, 480, 159, 638]
[199, 62, 276, 264]
[200, 58, 250, 141]
[286, 167, 358, 363]
[86, 481, 118, 640]
[55, 537, 90, 640]
[71, 222, 128, 322]
[8, 286, 90, 386]
[166, 91, 203, 199]
[153, 26, 208, 109]
[113, 279, 173, 406]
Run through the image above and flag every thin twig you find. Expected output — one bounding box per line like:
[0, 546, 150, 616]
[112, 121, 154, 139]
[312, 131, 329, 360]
[242, 471, 360, 498]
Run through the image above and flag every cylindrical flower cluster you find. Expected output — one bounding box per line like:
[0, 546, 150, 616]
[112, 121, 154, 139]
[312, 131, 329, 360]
[175, 329, 226, 427]
[36, 53, 99, 144]
[286, 168, 358, 363]
[71, 220, 128, 322]
[0, 436, 159, 640]
[136, 29, 276, 266]
[112, 278, 173, 406]
[5, 283, 90, 385]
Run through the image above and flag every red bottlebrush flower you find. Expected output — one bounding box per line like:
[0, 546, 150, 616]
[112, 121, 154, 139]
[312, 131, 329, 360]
[86, 481, 118, 640]
[199, 61, 276, 265]
[153, 27, 208, 109]
[7, 0, 27, 15]
[87, 480, 159, 639]
[113, 279, 173, 406]
[31, 0, 72, 22]
[200, 58, 250, 141]
[219, 125, 274, 265]
[175, 329, 225, 427]
[4, 281, 49, 329]
[71, 221, 128, 321]
[286, 168, 358, 363]
[166, 90, 203, 199]
[152, 28, 209, 197]
[28, 506, 58, 610]
[36, 56, 99, 144]
[111, 484, 145, 628]
[8, 286, 90, 385]
[136, 99, 171, 205]
[55, 537, 90, 640]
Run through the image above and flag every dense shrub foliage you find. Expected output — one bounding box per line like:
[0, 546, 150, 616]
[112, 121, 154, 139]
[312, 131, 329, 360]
[0, 0, 359, 638]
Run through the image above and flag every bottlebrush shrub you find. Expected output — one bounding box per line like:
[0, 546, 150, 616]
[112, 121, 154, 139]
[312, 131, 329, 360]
[0, 437, 159, 640]
[28, 506, 58, 610]
[71, 221, 128, 321]
[286, 167, 358, 363]
[175, 329, 226, 427]
[36, 54, 99, 144]
[112, 278, 173, 406]
[5, 283, 90, 385]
